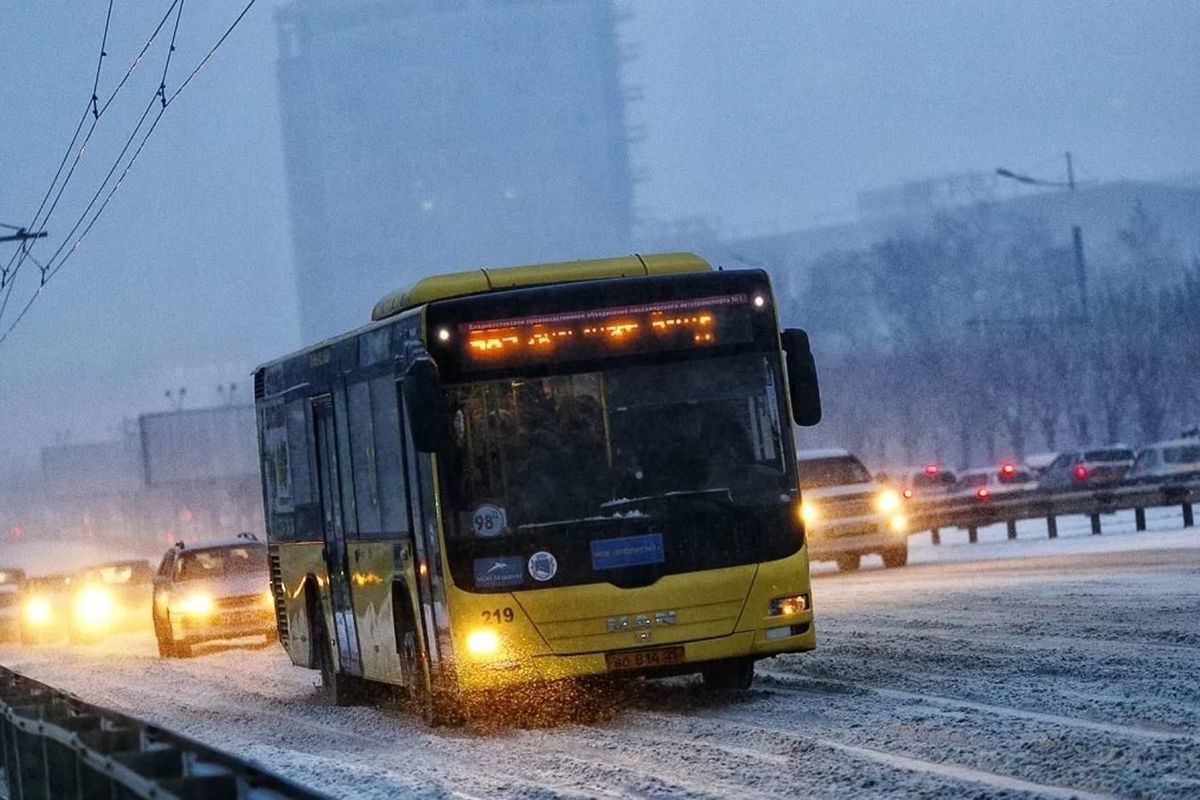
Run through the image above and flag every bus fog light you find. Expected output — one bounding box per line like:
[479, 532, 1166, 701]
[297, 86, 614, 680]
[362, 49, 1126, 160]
[764, 626, 793, 640]
[889, 514, 909, 533]
[768, 594, 808, 616]
[466, 628, 501, 657]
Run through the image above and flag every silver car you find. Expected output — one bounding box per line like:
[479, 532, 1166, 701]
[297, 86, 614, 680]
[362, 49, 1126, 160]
[1126, 439, 1200, 484]
[152, 534, 277, 658]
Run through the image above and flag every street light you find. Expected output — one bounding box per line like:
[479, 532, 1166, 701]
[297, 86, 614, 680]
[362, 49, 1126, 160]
[994, 152, 1088, 317]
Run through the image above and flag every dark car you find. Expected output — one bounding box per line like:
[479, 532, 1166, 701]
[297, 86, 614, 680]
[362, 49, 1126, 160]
[69, 560, 155, 643]
[152, 534, 276, 658]
[1038, 447, 1136, 492]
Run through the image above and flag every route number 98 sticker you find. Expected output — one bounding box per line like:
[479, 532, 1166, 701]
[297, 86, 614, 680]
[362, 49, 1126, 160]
[471, 503, 508, 538]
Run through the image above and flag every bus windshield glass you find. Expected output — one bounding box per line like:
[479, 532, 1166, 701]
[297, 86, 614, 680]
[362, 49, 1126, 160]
[441, 353, 800, 590]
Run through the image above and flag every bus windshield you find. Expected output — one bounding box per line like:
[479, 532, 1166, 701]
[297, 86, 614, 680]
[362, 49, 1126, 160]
[443, 353, 789, 538]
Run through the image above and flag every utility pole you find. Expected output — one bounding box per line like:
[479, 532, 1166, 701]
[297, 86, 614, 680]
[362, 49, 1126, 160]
[995, 151, 1089, 318]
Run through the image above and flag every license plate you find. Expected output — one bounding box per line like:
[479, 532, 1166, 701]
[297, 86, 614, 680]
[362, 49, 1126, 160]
[605, 646, 685, 672]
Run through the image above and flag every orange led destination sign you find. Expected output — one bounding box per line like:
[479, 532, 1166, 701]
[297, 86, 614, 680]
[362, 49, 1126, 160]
[457, 294, 754, 365]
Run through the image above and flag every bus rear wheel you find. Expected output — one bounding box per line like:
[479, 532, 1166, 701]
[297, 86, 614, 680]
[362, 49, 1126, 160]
[312, 603, 368, 707]
[701, 658, 755, 691]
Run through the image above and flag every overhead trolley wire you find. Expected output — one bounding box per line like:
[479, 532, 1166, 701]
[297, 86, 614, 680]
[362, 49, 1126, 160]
[0, 0, 261, 348]
[91, 0, 115, 118]
[1, 0, 183, 312]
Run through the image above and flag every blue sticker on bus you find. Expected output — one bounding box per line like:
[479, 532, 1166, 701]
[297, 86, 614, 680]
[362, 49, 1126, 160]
[590, 533, 665, 570]
[474, 556, 525, 588]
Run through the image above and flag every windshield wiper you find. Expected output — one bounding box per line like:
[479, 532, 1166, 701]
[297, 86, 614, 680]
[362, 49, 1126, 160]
[600, 488, 736, 513]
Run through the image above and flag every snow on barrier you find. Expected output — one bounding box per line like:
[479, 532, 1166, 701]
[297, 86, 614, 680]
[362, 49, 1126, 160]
[0, 665, 328, 800]
[907, 479, 1200, 545]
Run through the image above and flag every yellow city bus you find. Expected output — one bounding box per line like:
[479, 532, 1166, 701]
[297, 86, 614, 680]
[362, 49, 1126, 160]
[254, 252, 822, 721]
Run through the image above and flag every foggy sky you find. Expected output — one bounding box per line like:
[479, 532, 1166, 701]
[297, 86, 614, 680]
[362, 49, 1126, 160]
[3, 0, 1200, 463]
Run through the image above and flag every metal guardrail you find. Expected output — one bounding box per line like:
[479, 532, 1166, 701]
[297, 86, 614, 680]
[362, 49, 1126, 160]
[0, 666, 328, 800]
[906, 480, 1199, 545]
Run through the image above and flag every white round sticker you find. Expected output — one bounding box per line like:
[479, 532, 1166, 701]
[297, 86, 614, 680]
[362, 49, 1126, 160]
[471, 504, 507, 538]
[528, 551, 558, 582]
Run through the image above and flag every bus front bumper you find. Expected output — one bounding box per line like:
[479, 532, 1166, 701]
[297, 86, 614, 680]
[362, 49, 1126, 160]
[454, 617, 815, 691]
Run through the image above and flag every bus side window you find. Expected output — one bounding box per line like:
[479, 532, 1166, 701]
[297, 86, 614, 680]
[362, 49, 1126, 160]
[348, 380, 383, 537]
[371, 376, 409, 536]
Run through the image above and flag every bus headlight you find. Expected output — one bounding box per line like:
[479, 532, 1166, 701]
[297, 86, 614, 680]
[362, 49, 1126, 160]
[23, 596, 53, 627]
[466, 628, 500, 658]
[875, 488, 901, 514]
[174, 593, 215, 617]
[75, 586, 115, 629]
[262, 589, 276, 611]
[799, 501, 819, 525]
[889, 514, 909, 533]
[768, 594, 808, 616]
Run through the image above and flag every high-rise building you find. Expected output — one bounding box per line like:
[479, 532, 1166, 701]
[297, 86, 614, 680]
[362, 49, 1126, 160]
[275, 0, 636, 343]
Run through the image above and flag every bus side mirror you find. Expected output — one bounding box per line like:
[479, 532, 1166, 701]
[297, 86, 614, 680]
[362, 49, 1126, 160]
[781, 328, 822, 427]
[403, 355, 449, 453]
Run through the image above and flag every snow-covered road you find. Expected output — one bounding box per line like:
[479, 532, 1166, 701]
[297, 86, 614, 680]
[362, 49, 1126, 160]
[2, 529, 1198, 799]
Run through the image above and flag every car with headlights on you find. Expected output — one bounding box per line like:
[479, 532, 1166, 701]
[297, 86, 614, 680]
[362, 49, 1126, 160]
[152, 534, 276, 658]
[19, 573, 73, 644]
[0, 569, 27, 642]
[796, 448, 908, 572]
[68, 560, 155, 643]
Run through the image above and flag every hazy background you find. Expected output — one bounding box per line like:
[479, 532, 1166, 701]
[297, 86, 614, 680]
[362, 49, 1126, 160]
[3, 0, 1200, 465]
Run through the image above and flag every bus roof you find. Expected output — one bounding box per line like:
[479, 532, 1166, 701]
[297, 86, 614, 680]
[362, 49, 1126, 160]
[370, 252, 710, 322]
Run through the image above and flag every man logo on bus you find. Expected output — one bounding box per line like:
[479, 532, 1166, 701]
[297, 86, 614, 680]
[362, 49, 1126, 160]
[528, 551, 558, 582]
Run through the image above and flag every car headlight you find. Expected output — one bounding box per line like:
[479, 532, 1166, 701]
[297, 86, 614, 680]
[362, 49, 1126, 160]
[174, 593, 215, 617]
[799, 500, 819, 525]
[75, 586, 115, 629]
[875, 488, 901, 514]
[465, 628, 500, 658]
[24, 596, 53, 627]
[889, 513, 909, 533]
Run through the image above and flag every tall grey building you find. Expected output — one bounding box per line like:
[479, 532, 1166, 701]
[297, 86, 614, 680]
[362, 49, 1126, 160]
[276, 0, 636, 343]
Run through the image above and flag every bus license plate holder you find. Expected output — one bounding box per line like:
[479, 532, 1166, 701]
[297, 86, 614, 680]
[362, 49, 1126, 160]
[605, 646, 685, 672]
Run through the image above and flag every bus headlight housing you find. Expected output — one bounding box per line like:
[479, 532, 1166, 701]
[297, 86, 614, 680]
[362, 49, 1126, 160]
[875, 488, 901, 514]
[23, 596, 53, 627]
[768, 594, 808, 616]
[466, 628, 500, 658]
[75, 586, 115, 630]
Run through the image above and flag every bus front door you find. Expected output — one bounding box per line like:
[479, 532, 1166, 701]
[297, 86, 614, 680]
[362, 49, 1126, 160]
[312, 395, 363, 676]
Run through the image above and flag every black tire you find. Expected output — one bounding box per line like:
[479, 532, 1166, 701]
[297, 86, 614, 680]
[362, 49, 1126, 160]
[312, 599, 366, 707]
[835, 553, 861, 572]
[701, 658, 755, 691]
[881, 545, 908, 569]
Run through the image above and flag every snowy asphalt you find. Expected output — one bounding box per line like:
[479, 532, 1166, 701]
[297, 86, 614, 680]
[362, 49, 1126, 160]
[2, 530, 1197, 799]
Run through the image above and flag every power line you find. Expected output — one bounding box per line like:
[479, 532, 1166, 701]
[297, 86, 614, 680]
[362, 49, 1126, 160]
[1, 0, 183, 307]
[90, 0, 115, 118]
[0, 0, 261, 348]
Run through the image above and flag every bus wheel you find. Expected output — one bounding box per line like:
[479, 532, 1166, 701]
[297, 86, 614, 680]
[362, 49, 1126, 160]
[702, 658, 755, 691]
[881, 545, 908, 568]
[835, 553, 861, 572]
[312, 606, 365, 706]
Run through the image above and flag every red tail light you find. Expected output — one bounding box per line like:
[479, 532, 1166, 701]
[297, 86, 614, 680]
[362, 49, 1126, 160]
[1000, 462, 1016, 475]
[1073, 465, 1089, 481]
[924, 463, 939, 476]
[975, 487, 991, 501]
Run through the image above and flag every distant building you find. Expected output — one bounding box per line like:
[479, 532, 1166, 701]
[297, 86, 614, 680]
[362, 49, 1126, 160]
[34, 406, 262, 548]
[275, 0, 636, 343]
